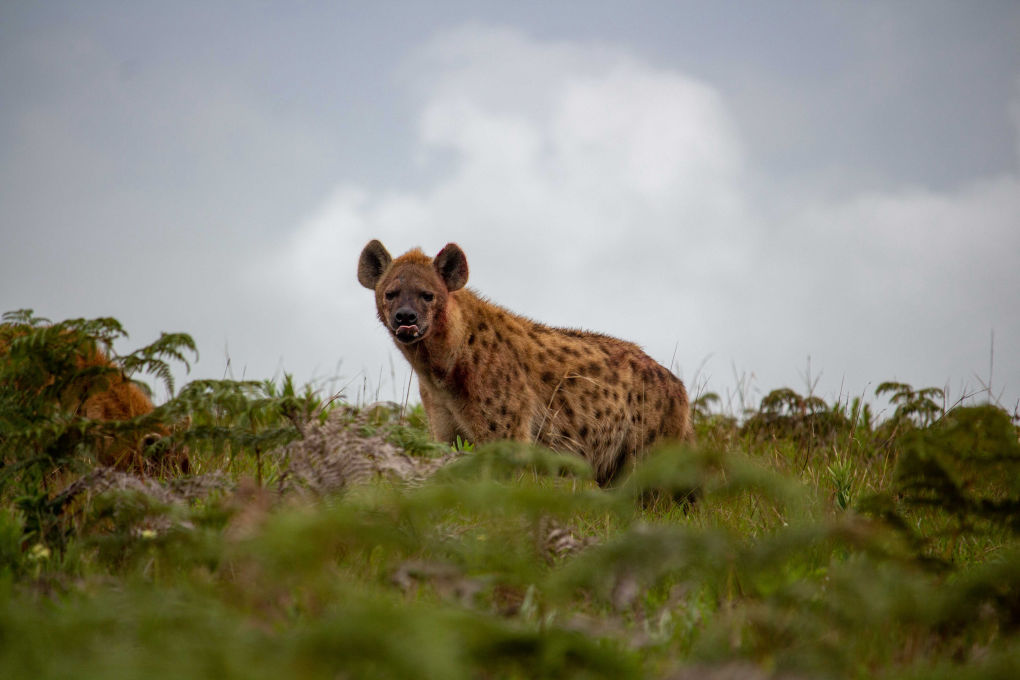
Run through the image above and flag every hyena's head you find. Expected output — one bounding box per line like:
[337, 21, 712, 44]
[358, 240, 469, 345]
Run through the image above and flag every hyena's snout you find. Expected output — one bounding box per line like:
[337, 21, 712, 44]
[394, 307, 418, 327]
[392, 307, 422, 343]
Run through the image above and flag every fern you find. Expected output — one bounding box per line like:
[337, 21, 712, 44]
[742, 386, 852, 447]
[119, 332, 198, 397]
[6, 310, 1020, 679]
[877, 380, 946, 428]
[1, 310, 197, 545]
[867, 404, 1020, 554]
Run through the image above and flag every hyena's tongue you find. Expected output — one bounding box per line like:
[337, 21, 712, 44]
[396, 325, 419, 337]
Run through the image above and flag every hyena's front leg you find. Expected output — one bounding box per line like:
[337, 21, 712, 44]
[420, 384, 460, 443]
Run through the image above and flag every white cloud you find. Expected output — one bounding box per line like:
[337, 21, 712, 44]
[272, 27, 752, 386]
[268, 26, 1020, 409]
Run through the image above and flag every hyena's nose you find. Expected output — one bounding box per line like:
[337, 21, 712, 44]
[395, 308, 418, 326]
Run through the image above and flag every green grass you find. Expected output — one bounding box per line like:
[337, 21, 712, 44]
[3, 312, 1020, 679]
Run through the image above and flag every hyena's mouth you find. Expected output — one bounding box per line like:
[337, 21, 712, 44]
[393, 324, 423, 343]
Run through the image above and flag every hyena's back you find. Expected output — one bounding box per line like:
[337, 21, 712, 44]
[413, 291, 691, 485]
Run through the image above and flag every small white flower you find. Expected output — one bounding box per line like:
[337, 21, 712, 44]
[27, 543, 51, 561]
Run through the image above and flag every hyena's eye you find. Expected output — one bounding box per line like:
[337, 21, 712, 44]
[385, 290, 398, 300]
[421, 292, 435, 302]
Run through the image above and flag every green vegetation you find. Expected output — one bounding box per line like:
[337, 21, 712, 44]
[3, 311, 1020, 679]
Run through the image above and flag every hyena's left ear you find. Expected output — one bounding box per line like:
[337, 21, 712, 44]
[434, 243, 469, 292]
[358, 240, 392, 289]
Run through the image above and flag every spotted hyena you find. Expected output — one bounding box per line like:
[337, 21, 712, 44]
[358, 240, 692, 486]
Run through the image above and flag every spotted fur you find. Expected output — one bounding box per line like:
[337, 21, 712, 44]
[358, 240, 692, 485]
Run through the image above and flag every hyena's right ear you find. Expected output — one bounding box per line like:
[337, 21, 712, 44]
[358, 240, 392, 289]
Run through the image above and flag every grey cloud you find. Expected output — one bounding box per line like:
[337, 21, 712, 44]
[2, 6, 1018, 413]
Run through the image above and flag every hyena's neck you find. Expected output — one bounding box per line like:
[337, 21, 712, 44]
[403, 292, 470, 383]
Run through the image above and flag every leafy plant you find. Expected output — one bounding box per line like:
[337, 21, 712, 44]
[742, 386, 851, 447]
[5, 311, 1020, 679]
[0, 310, 196, 546]
[826, 453, 856, 510]
[173, 375, 320, 485]
[864, 404, 1020, 561]
[877, 381, 945, 429]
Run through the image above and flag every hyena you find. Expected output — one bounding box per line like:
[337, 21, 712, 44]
[0, 325, 190, 475]
[75, 346, 190, 474]
[358, 240, 692, 486]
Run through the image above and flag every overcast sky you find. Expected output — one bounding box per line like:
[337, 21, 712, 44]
[2, 1, 1019, 416]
